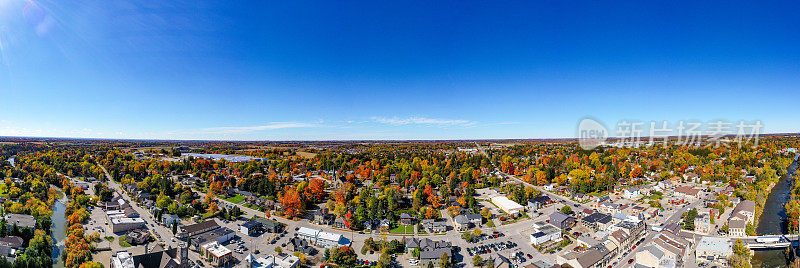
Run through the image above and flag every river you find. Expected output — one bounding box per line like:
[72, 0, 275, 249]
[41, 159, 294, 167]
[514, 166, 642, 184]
[8, 157, 13, 168]
[751, 156, 798, 268]
[51, 189, 68, 268]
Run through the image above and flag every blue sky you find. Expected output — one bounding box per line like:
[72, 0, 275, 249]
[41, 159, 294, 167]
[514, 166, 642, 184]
[0, 0, 798, 140]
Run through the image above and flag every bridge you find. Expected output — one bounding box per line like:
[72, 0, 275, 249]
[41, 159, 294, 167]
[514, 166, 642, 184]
[728, 235, 800, 249]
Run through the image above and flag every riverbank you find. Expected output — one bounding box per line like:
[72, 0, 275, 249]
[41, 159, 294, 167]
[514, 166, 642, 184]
[751, 155, 799, 267]
[50, 186, 68, 268]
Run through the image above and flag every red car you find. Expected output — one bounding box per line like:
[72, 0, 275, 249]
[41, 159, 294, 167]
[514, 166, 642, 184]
[628, 259, 634, 264]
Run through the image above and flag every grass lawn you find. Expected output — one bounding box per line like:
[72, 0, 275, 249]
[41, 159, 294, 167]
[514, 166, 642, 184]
[104, 236, 115, 242]
[224, 194, 245, 204]
[486, 220, 496, 228]
[389, 225, 414, 234]
[118, 235, 132, 247]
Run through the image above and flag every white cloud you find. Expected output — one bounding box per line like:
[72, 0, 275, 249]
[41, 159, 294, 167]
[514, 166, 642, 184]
[199, 122, 318, 134]
[371, 116, 475, 126]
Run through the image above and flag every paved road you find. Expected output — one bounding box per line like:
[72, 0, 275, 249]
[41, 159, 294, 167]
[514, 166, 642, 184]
[474, 142, 594, 213]
[98, 164, 180, 249]
[611, 198, 703, 268]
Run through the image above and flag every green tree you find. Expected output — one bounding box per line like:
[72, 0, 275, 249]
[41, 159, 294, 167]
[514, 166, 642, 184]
[473, 255, 484, 266]
[439, 252, 450, 268]
[330, 246, 357, 268]
[560, 206, 572, 214]
[683, 208, 697, 231]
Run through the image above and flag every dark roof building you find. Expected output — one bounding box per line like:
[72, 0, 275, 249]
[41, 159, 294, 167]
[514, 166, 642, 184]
[549, 212, 576, 230]
[177, 219, 220, 238]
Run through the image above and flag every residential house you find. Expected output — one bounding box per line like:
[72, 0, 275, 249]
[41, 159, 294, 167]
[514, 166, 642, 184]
[549, 212, 576, 230]
[528, 196, 552, 211]
[453, 214, 482, 231]
[421, 219, 447, 233]
[623, 187, 641, 199]
[400, 213, 414, 225]
[694, 214, 711, 235]
[673, 186, 701, 200]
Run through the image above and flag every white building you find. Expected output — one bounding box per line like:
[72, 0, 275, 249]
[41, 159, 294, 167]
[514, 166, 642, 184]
[695, 237, 732, 262]
[316, 231, 347, 248]
[295, 227, 347, 248]
[111, 251, 135, 268]
[111, 217, 146, 233]
[248, 254, 300, 268]
[623, 187, 641, 199]
[297, 227, 319, 243]
[491, 196, 524, 215]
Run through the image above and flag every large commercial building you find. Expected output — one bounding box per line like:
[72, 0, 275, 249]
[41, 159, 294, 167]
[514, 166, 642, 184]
[695, 237, 732, 262]
[177, 219, 220, 239]
[295, 227, 348, 248]
[491, 196, 524, 215]
[111, 217, 146, 233]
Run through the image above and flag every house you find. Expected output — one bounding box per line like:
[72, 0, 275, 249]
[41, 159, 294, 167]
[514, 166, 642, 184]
[491, 196, 524, 215]
[695, 237, 732, 262]
[333, 217, 347, 229]
[111, 245, 190, 268]
[201, 241, 234, 267]
[453, 214, 482, 231]
[405, 238, 452, 267]
[400, 213, 414, 225]
[0, 236, 23, 250]
[623, 187, 641, 199]
[673, 186, 701, 200]
[313, 208, 334, 225]
[581, 212, 613, 231]
[599, 202, 621, 215]
[421, 219, 447, 233]
[528, 196, 552, 211]
[287, 237, 314, 254]
[580, 209, 595, 218]
[549, 212, 575, 230]
[125, 229, 150, 245]
[694, 214, 711, 235]
[162, 214, 180, 226]
[240, 220, 262, 236]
